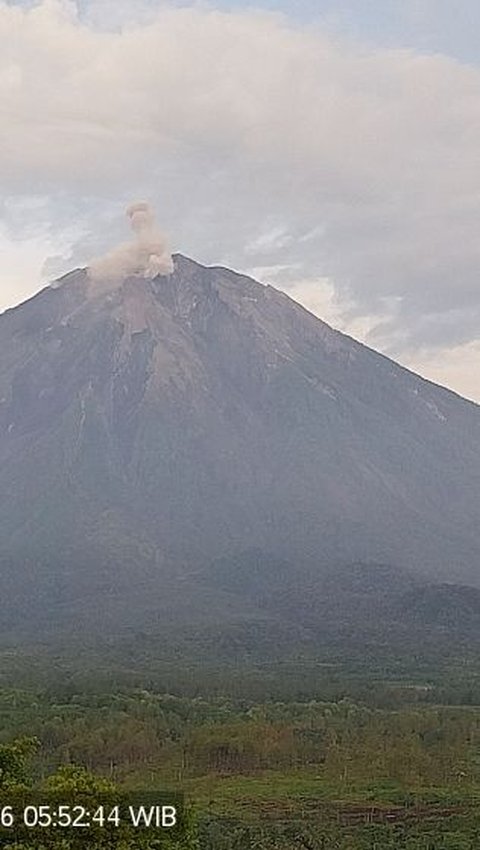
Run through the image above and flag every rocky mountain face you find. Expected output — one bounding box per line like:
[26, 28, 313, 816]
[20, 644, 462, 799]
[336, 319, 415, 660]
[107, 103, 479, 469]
[0, 253, 479, 640]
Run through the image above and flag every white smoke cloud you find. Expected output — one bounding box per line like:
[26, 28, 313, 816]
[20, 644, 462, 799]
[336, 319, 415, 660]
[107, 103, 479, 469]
[88, 202, 173, 283]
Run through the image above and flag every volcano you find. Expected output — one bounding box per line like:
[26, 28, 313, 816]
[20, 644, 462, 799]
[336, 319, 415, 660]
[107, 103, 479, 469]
[0, 254, 479, 640]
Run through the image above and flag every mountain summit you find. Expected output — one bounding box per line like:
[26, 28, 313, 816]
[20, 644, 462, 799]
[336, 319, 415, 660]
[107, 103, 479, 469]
[0, 254, 479, 638]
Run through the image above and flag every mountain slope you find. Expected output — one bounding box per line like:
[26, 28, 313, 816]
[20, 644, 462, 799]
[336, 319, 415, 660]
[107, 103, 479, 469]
[0, 254, 479, 637]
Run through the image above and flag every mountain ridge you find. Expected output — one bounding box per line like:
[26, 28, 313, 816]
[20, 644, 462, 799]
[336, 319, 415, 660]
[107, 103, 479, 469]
[2, 253, 478, 414]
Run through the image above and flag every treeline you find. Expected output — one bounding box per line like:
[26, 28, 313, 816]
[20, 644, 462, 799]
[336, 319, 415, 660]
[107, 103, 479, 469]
[6, 638, 480, 708]
[2, 687, 480, 793]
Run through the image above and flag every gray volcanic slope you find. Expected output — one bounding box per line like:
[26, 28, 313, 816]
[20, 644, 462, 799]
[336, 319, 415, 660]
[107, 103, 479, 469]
[0, 253, 479, 636]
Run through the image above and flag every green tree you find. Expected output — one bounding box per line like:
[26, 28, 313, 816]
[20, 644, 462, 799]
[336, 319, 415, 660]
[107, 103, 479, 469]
[0, 737, 39, 790]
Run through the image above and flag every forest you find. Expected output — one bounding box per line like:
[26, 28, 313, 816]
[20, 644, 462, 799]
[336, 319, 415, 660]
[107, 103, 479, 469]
[2, 646, 480, 848]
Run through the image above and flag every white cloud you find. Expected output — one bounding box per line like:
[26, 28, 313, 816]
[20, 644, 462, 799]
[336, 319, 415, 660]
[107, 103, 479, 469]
[0, 0, 479, 399]
[401, 341, 480, 404]
[0, 224, 54, 311]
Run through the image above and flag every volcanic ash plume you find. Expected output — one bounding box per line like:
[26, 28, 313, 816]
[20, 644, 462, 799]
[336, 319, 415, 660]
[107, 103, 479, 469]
[88, 203, 174, 283]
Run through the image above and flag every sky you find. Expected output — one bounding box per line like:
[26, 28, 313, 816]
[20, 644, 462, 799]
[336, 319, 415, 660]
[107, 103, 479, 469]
[1, 0, 480, 402]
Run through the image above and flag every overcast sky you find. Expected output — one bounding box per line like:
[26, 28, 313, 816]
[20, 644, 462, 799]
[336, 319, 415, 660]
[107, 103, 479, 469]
[1, 0, 479, 402]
